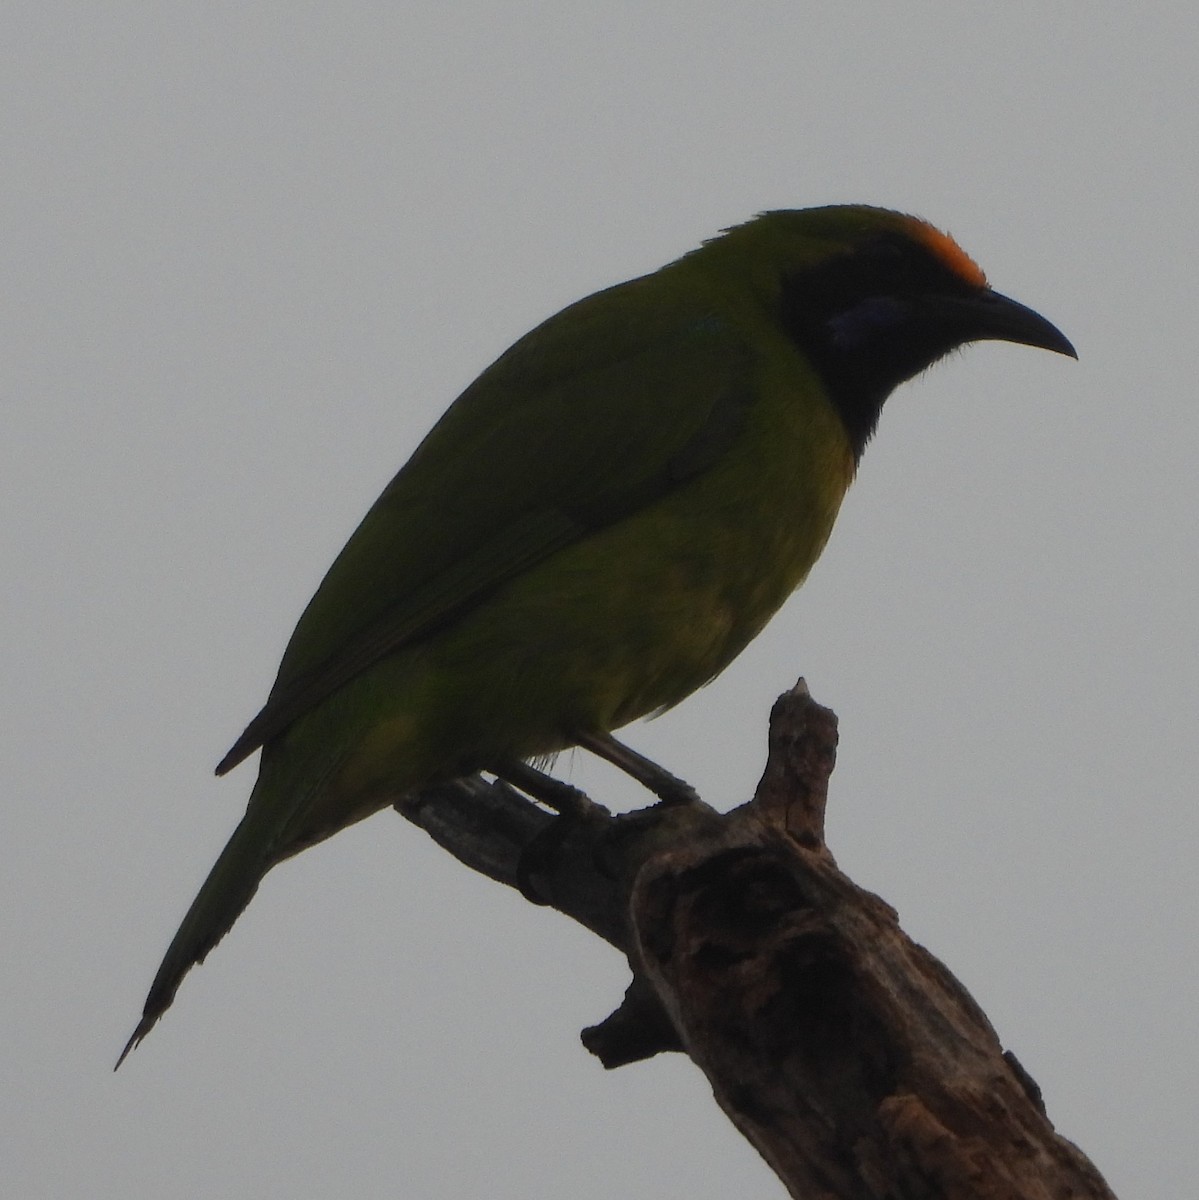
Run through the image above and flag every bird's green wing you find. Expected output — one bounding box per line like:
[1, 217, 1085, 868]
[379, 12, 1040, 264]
[217, 278, 754, 773]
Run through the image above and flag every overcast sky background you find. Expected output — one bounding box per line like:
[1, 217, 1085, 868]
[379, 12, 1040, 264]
[5, 6, 1196, 1197]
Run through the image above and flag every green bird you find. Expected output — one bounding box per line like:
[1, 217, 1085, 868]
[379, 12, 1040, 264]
[119, 205, 1074, 1064]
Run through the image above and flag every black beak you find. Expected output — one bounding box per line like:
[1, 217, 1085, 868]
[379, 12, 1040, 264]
[940, 288, 1077, 359]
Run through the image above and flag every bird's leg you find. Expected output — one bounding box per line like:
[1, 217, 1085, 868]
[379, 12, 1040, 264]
[488, 758, 595, 817]
[575, 731, 702, 806]
[488, 758, 596, 905]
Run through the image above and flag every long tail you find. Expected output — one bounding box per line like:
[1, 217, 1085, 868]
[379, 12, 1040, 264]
[115, 803, 278, 1069]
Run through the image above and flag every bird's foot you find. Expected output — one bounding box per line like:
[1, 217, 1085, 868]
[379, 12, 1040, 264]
[489, 758, 595, 817]
[575, 730, 702, 806]
[488, 758, 597, 904]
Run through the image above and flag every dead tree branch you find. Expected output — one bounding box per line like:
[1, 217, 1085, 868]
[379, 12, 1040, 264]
[395, 682, 1116, 1199]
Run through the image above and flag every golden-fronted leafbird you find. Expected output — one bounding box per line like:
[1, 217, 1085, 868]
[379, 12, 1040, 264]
[119, 205, 1074, 1063]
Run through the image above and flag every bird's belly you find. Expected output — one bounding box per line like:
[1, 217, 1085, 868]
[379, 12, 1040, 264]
[445, 445, 848, 739]
[332, 407, 853, 801]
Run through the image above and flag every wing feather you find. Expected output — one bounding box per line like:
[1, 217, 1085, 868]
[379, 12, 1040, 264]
[217, 280, 753, 774]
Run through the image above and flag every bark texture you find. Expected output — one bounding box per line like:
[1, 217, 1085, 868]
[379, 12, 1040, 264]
[396, 682, 1116, 1199]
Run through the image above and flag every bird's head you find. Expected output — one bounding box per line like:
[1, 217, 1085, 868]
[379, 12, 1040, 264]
[693, 206, 1076, 458]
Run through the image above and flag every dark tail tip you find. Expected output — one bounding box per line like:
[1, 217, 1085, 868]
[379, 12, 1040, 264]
[114, 1013, 156, 1071]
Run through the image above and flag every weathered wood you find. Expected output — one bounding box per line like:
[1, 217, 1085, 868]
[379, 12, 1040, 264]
[395, 683, 1117, 1199]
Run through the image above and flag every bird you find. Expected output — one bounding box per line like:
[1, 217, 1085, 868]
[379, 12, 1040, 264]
[118, 205, 1075, 1065]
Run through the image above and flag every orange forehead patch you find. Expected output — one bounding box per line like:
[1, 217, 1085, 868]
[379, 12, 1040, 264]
[911, 220, 988, 289]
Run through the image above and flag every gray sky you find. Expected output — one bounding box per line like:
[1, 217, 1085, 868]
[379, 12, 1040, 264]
[5, 5, 1196, 1197]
